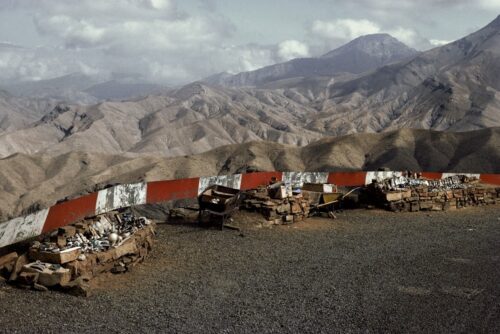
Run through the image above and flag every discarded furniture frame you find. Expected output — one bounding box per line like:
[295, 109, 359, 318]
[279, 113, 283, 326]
[198, 185, 242, 230]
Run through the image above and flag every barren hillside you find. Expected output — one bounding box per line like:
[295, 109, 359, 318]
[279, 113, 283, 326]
[0, 18, 499, 159]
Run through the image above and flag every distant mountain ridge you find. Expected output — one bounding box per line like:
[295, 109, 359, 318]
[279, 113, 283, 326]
[204, 34, 418, 87]
[314, 14, 500, 134]
[1, 73, 167, 104]
[0, 17, 499, 159]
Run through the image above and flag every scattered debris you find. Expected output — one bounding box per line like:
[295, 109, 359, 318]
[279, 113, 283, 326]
[198, 185, 242, 230]
[376, 174, 477, 191]
[242, 180, 340, 224]
[365, 175, 500, 212]
[0, 211, 155, 296]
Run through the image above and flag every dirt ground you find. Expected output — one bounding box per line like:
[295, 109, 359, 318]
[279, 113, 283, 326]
[0, 206, 499, 333]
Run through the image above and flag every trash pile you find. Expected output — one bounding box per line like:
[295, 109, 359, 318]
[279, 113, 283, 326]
[242, 181, 340, 224]
[366, 175, 500, 212]
[376, 174, 477, 191]
[0, 211, 155, 296]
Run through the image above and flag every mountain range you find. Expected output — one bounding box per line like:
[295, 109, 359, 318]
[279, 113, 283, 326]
[1, 72, 167, 104]
[205, 33, 418, 87]
[0, 16, 499, 162]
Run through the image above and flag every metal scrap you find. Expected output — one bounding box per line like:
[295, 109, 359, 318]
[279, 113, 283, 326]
[376, 175, 477, 191]
[34, 213, 151, 254]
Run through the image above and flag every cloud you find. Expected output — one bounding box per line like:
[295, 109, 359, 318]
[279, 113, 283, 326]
[478, 0, 500, 9]
[309, 18, 437, 52]
[277, 40, 310, 61]
[0, 0, 493, 84]
[0, 0, 245, 83]
[311, 19, 381, 41]
[429, 39, 452, 46]
[0, 44, 102, 81]
[0, 0, 319, 83]
[387, 27, 415, 45]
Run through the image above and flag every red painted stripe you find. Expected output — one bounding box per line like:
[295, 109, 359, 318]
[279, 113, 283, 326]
[43, 192, 98, 233]
[146, 177, 200, 203]
[480, 174, 500, 186]
[240, 171, 283, 190]
[328, 172, 367, 186]
[30, 171, 500, 238]
[421, 172, 443, 180]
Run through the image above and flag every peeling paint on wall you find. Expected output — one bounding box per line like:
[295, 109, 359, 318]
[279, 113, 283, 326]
[365, 171, 403, 185]
[442, 173, 480, 179]
[0, 209, 49, 248]
[282, 172, 329, 188]
[198, 174, 242, 195]
[96, 182, 147, 215]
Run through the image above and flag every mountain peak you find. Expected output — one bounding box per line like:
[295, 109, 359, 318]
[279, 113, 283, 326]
[352, 33, 396, 41]
[321, 33, 417, 59]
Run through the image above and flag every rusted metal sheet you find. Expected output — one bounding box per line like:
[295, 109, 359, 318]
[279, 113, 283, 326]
[0, 209, 49, 248]
[198, 174, 242, 195]
[95, 182, 147, 215]
[282, 172, 329, 188]
[364, 171, 403, 185]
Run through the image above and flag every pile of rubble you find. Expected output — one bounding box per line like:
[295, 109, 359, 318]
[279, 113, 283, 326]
[242, 182, 340, 224]
[366, 174, 500, 212]
[0, 211, 155, 296]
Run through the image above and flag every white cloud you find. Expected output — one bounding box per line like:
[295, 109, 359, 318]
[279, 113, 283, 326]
[311, 19, 381, 41]
[429, 39, 452, 46]
[0, 0, 320, 83]
[388, 27, 418, 46]
[0, 0, 243, 83]
[478, 0, 500, 9]
[0, 45, 100, 81]
[277, 40, 310, 61]
[149, 0, 172, 10]
[309, 18, 439, 51]
[0, 0, 491, 84]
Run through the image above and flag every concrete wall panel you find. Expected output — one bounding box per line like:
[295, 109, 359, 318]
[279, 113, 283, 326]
[198, 174, 242, 195]
[0, 209, 49, 248]
[43, 193, 98, 233]
[96, 182, 147, 215]
[146, 178, 200, 203]
[282, 172, 329, 188]
[365, 171, 403, 185]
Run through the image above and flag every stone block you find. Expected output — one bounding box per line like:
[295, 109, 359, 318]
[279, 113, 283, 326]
[29, 247, 81, 265]
[113, 239, 138, 259]
[0, 252, 18, 270]
[9, 254, 28, 281]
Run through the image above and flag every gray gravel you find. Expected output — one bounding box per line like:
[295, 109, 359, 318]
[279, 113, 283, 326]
[0, 207, 499, 333]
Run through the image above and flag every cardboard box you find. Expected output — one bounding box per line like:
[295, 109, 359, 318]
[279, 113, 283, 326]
[29, 247, 81, 264]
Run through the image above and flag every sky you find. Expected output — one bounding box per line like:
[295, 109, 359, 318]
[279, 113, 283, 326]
[0, 0, 497, 85]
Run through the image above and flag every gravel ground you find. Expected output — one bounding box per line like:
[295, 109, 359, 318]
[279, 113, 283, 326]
[0, 206, 499, 333]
